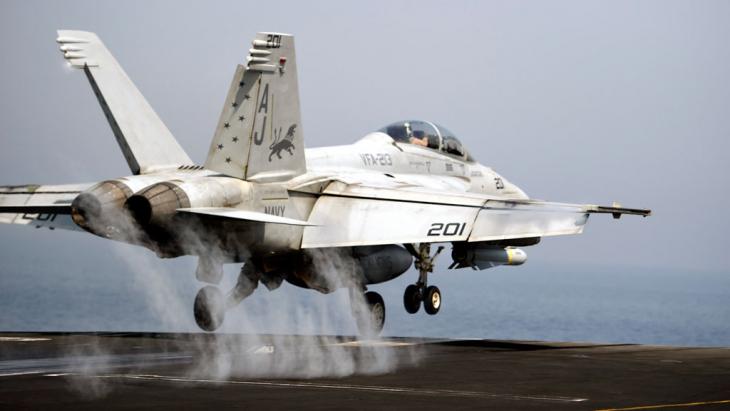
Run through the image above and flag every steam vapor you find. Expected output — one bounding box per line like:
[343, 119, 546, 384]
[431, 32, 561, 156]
[61, 209, 421, 398]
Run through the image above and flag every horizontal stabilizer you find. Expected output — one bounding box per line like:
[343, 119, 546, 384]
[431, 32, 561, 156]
[0, 183, 89, 232]
[177, 207, 315, 226]
[0, 205, 71, 214]
[0, 183, 87, 210]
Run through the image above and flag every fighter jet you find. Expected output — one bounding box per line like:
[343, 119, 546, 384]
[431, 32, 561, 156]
[0, 31, 650, 334]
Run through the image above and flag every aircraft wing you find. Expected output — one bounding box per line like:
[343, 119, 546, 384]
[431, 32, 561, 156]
[297, 179, 650, 248]
[0, 183, 89, 232]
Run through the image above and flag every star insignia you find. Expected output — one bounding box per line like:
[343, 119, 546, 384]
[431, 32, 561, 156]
[224, 122, 230, 128]
[232, 101, 238, 108]
[225, 157, 231, 163]
[243, 94, 251, 100]
[238, 115, 245, 121]
[239, 81, 245, 87]
[232, 136, 239, 143]
[217, 143, 224, 150]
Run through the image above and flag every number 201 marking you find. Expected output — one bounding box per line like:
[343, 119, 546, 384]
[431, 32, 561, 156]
[266, 34, 282, 48]
[427, 222, 467, 237]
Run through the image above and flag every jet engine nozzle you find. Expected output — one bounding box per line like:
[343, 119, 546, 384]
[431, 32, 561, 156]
[125, 182, 190, 228]
[71, 180, 133, 236]
[451, 244, 527, 270]
[125, 177, 245, 229]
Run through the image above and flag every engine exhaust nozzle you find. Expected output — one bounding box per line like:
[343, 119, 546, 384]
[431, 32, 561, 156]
[125, 182, 190, 228]
[71, 180, 133, 236]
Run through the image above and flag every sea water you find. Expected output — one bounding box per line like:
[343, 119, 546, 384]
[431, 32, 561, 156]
[1, 244, 727, 347]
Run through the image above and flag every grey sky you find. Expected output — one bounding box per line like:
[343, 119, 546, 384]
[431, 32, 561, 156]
[0, 0, 728, 276]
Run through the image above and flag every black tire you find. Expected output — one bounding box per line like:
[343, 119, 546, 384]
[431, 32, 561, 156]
[194, 286, 225, 332]
[403, 284, 421, 314]
[354, 291, 386, 337]
[423, 285, 441, 315]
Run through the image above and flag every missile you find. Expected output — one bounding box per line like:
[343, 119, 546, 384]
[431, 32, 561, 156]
[451, 244, 527, 270]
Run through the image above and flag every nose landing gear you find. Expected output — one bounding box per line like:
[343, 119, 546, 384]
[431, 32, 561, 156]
[403, 243, 444, 315]
[423, 285, 442, 315]
[403, 284, 421, 314]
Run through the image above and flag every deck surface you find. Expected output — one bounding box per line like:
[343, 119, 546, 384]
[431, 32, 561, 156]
[0, 332, 729, 410]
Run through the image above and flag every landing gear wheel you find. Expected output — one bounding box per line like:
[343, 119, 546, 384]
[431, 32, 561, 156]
[354, 291, 386, 337]
[194, 286, 225, 332]
[423, 285, 441, 315]
[407, 243, 444, 316]
[403, 284, 421, 314]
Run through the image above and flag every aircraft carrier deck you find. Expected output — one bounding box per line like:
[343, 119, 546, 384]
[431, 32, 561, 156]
[0, 332, 728, 410]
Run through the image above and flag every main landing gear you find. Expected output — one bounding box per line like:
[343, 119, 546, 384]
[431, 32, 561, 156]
[350, 288, 386, 337]
[403, 243, 444, 315]
[193, 259, 260, 332]
[193, 285, 225, 332]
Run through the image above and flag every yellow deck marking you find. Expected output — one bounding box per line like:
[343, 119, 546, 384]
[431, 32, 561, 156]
[596, 399, 730, 411]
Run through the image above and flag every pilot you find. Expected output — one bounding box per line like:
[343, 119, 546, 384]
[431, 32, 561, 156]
[409, 130, 429, 147]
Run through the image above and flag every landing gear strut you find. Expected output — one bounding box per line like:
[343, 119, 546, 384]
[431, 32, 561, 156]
[403, 243, 444, 315]
[193, 260, 260, 332]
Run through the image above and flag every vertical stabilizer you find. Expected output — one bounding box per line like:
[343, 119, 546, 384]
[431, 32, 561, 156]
[56, 30, 192, 174]
[204, 33, 306, 182]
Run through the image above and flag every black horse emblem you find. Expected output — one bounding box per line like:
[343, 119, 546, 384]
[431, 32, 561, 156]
[269, 124, 297, 161]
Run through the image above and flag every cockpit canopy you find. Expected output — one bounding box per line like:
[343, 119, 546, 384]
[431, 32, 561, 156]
[378, 120, 474, 161]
